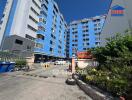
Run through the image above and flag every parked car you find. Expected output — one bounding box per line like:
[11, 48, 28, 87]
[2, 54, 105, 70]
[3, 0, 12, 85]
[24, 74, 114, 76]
[54, 60, 66, 65]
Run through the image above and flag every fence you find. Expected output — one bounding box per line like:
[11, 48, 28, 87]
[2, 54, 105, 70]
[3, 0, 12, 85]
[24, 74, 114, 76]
[0, 51, 24, 62]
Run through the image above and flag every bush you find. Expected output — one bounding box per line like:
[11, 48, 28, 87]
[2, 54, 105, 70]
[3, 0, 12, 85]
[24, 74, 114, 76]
[80, 32, 132, 98]
[81, 67, 132, 97]
[15, 59, 27, 69]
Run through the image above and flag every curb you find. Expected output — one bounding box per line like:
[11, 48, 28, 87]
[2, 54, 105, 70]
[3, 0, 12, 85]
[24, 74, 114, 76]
[23, 73, 48, 79]
[73, 74, 115, 100]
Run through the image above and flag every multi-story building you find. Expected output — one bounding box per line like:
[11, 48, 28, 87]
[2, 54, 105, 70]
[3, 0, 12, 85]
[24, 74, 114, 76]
[0, 0, 110, 61]
[34, 0, 67, 62]
[66, 27, 70, 59]
[101, 0, 132, 46]
[0, 0, 12, 47]
[0, 0, 41, 58]
[67, 16, 105, 58]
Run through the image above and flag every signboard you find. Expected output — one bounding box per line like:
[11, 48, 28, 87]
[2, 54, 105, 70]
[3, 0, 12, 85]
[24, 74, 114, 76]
[77, 51, 92, 59]
[111, 5, 125, 16]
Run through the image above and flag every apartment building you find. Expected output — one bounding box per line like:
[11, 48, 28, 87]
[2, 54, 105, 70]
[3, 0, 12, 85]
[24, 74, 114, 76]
[67, 16, 105, 58]
[34, 0, 67, 62]
[101, 0, 132, 46]
[0, 0, 12, 47]
[0, 0, 41, 57]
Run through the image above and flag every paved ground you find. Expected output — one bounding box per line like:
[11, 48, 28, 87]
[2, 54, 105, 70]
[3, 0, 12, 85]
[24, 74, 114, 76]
[0, 65, 92, 100]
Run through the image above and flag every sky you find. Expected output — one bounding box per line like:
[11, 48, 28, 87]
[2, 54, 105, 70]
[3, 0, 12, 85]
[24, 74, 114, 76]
[55, 0, 112, 23]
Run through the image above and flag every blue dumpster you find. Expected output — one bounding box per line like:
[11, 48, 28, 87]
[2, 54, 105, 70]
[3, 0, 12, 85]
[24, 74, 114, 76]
[0, 62, 15, 73]
[7, 62, 15, 72]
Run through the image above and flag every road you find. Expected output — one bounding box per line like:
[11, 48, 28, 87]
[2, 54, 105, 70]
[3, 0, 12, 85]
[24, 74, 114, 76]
[0, 65, 92, 100]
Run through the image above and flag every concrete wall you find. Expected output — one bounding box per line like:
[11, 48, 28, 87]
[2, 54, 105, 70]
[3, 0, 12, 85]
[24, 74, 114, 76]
[101, 0, 132, 46]
[2, 35, 35, 58]
[76, 59, 98, 69]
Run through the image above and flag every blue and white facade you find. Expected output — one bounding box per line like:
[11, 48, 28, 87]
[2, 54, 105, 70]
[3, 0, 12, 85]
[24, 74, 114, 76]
[0, 0, 41, 58]
[34, 0, 67, 61]
[0, 0, 41, 46]
[0, 0, 107, 61]
[0, 0, 12, 47]
[67, 16, 106, 58]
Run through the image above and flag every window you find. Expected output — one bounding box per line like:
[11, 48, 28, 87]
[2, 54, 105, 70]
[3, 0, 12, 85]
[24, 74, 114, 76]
[25, 34, 35, 41]
[95, 32, 101, 35]
[30, 7, 39, 16]
[32, 0, 41, 9]
[0, 20, 3, 24]
[82, 25, 88, 28]
[72, 40, 78, 42]
[95, 42, 100, 46]
[54, 4, 58, 13]
[83, 34, 89, 37]
[83, 30, 89, 33]
[93, 19, 101, 22]
[81, 21, 88, 24]
[15, 39, 23, 45]
[37, 34, 44, 40]
[39, 17, 46, 24]
[58, 45, 62, 49]
[72, 31, 78, 34]
[50, 47, 53, 52]
[71, 23, 77, 26]
[53, 10, 56, 15]
[60, 16, 64, 22]
[28, 25, 37, 32]
[72, 44, 78, 46]
[72, 28, 77, 30]
[45, 0, 49, 4]
[83, 48, 87, 50]
[83, 38, 89, 41]
[36, 43, 43, 48]
[27, 46, 32, 51]
[40, 11, 47, 17]
[51, 34, 56, 39]
[58, 51, 61, 54]
[94, 24, 97, 27]
[94, 28, 98, 31]
[50, 40, 53, 44]
[41, 3, 48, 10]
[83, 43, 89, 46]
[38, 26, 45, 31]
[29, 15, 38, 23]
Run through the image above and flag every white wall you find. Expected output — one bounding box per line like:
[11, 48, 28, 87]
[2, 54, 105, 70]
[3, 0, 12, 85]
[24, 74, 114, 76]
[76, 59, 98, 69]
[10, 0, 40, 39]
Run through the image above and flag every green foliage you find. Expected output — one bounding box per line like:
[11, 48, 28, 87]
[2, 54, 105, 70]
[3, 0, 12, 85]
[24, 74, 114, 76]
[80, 30, 132, 98]
[0, 51, 22, 62]
[15, 59, 27, 68]
[91, 33, 132, 68]
[82, 66, 132, 97]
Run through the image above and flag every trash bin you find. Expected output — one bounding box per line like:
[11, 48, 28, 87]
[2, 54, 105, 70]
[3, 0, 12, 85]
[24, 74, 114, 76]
[7, 62, 15, 72]
[0, 62, 15, 73]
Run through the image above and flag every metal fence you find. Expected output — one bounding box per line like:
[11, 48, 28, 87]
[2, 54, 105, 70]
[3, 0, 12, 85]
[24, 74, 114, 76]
[0, 51, 24, 62]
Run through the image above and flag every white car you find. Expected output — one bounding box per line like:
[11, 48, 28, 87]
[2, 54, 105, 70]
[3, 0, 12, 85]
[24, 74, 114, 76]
[54, 61, 66, 65]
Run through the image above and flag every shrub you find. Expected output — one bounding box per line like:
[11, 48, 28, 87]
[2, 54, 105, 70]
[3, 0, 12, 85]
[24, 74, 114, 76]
[15, 59, 27, 69]
[81, 66, 132, 97]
